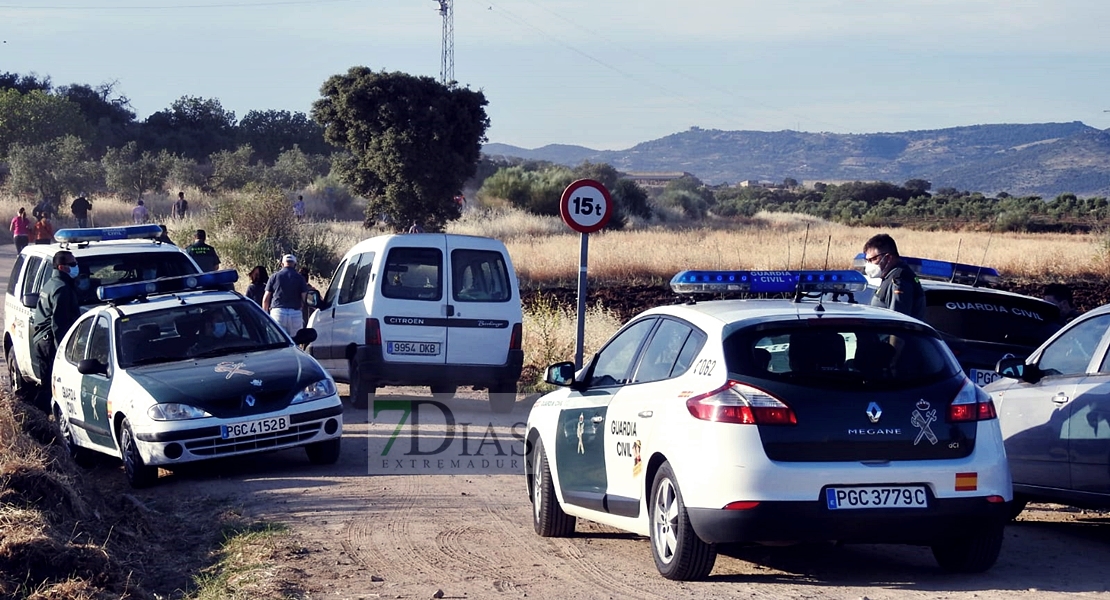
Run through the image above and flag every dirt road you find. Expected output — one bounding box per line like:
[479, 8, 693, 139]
[3, 243, 1110, 599]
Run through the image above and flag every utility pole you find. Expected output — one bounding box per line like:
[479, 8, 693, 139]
[436, 0, 454, 85]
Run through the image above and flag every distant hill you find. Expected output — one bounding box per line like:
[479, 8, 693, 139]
[482, 122, 1110, 197]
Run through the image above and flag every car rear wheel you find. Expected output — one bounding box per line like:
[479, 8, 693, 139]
[54, 403, 96, 468]
[649, 461, 717, 581]
[305, 437, 341, 465]
[931, 523, 1004, 573]
[488, 381, 517, 413]
[7, 350, 37, 405]
[1008, 495, 1029, 520]
[531, 438, 575, 537]
[120, 417, 158, 489]
[431, 385, 456, 400]
[348, 358, 375, 410]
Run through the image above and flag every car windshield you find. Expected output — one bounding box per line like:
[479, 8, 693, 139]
[923, 289, 1062, 347]
[723, 320, 960, 390]
[115, 300, 290, 368]
[75, 252, 199, 306]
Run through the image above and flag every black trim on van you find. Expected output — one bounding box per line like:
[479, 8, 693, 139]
[383, 315, 509, 328]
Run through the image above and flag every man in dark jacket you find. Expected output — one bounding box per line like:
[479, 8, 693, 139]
[70, 193, 92, 228]
[186, 229, 220, 272]
[863, 233, 925, 321]
[31, 251, 81, 410]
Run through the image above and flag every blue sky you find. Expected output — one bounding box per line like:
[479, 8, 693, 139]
[4, 0, 1110, 150]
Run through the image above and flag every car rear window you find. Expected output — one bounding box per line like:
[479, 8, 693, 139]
[382, 247, 443, 301]
[723, 320, 959, 390]
[76, 252, 200, 306]
[924, 289, 1061, 347]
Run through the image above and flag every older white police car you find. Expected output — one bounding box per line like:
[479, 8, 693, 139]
[526, 270, 1012, 580]
[50, 270, 343, 488]
[5, 225, 202, 405]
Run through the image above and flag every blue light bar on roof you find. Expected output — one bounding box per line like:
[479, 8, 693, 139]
[97, 269, 239, 302]
[670, 270, 868, 295]
[56, 224, 163, 244]
[851, 253, 1000, 284]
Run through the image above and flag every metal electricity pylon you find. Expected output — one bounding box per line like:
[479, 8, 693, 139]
[436, 0, 454, 85]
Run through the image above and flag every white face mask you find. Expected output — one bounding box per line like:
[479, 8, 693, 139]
[864, 261, 883, 279]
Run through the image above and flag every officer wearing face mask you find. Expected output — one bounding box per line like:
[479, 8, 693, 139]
[30, 251, 81, 410]
[862, 233, 925, 321]
[189, 310, 232, 355]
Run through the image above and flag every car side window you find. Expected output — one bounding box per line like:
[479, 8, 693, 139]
[88, 315, 111, 367]
[633, 319, 695, 384]
[588, 318, 657, 388]
[337, 256, 362, 305]
[1041, 314, 1110, 377]
[348, 252, 376, 303]
[64, 318, 94, 364]
[7, 255, 25, 295]
[21, 256, 43, 298]
[322, 259, 347, 308]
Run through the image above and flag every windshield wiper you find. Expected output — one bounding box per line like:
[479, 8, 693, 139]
[127, 355, 179, 367]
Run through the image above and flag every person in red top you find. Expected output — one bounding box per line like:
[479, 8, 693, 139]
[9, 207, 31, 253]
[32, 214, 54, 245]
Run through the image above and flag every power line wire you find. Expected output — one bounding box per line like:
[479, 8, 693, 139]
[0, 0, 354, 9]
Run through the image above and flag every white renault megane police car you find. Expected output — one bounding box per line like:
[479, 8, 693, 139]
[526, 270, 1012, 580]
[50, 270, 343, 488]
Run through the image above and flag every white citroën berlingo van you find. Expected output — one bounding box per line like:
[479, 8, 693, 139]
[306, 233, 523, 412]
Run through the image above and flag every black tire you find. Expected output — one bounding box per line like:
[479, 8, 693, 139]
[1008, 495, 1029, 521]
[348, 358, 375, 410]
[7, 350, 37, 405]
[54, 403, 96, 468]
[119, 417, 158, 489]
[430, 385, 457, 400]
[488, 380, 517, 414]
[531, 438, 575, 537]
[649, 461, 717, 580]
[931, 523, 1004, 573]
[305, 437, 341, 465]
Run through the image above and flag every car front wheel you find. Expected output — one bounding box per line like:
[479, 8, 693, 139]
[54, 403, 96, 468]
[7, 350, 37, 405]
[931, 523, 1004, 573]
[649, 461, 717, 580]
[531, 438, 575, 537]
[119, 417, 158, 488]
[348, 358, 375, 410]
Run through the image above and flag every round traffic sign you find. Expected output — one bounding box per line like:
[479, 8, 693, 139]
[559, 179, 612, 234]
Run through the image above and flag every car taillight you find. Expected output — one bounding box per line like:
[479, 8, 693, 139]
[510, 323, 522, 351]
[947, 378, 996, 422]
[365, 318, 381, 346]
[686, 380, 796, 425]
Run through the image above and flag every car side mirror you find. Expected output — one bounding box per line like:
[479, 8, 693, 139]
[21, 293, 38, 309]
[306, 290, 321, 308]
[77, 358, 107, 376]
[292, 328, 318, 345]
[996, 356, 1041, 384]
[544, 361, 576, 387]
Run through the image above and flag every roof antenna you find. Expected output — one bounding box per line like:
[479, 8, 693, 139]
[972, 230, 994, 287]
[949, 238, 962, 283]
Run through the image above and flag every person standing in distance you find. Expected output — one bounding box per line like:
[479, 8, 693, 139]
[30, 251, 81, 410]
[132, 199, 149, 224]
[862, 233, 925, 320]
[293, 195, 306, 220]
[245, 265, 268, 306]
[32, 214, 54, 244]
[10, 207, 31, 253]
[186, 229, 221, 272]
[263, 254, 309, 336]
[172, 191, 189, 220]
[70, 193, 92, 228]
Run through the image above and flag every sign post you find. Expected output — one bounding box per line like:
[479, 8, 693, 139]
[559, 179, 612, 369]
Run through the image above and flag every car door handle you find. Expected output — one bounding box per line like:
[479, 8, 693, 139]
[638, 411, 653, 418]
[591, 415, 604, 424]
[1053, 392, 1070, 404]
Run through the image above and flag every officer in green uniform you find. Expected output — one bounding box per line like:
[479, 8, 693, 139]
[31, 250, 81, 410]
[863, 233, 925, 320]
[186, 229, 221, 272]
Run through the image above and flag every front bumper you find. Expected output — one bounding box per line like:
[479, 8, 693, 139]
[687, 496, 1010, 545]
[133, 400, 343, 466]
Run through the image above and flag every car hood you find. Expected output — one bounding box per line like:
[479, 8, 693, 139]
[128, 347, 328, 416]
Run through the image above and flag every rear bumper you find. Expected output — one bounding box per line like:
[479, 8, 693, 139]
[687, 497, 1010, 545]
[355, 345, 523, 387]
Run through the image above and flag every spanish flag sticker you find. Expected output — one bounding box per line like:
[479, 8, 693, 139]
[955, 472, 978, 492]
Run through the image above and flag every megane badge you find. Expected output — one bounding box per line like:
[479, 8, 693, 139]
[245, 394, 257, 407]
[866, 402, 882, 423]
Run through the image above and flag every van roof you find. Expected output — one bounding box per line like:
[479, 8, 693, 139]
[342, 233, 510, 259]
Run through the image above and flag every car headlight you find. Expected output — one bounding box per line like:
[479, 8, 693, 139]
[291, 378, 337, 404]
[148, 403, 212, 421]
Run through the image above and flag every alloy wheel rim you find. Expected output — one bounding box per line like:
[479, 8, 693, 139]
[533, 452, 542, 522]
[653, 479, 678, 564]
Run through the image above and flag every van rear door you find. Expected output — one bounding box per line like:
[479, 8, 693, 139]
[445, 238, 519, 367]
[377, 237, 449, 367]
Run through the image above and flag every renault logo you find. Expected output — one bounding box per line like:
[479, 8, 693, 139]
[245, 394, 257, 407]
[866, 402, 882, 423]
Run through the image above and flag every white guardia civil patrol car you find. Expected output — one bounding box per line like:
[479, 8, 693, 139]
[50, 270, 343, 488]
[526, 270, 1012, 580]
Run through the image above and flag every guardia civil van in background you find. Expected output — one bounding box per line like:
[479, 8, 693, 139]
[306, 233, 523, 412]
